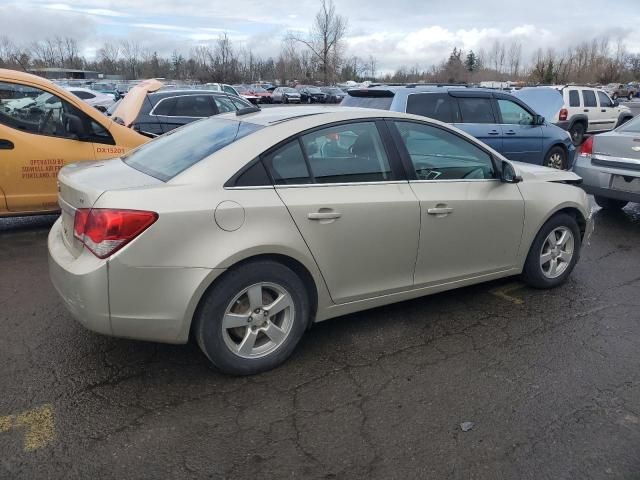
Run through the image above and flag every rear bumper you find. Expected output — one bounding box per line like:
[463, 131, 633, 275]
[49, 218, 225, 344]
[572, 155, 640, 203]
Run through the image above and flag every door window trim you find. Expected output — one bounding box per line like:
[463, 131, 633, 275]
[385, 118, 501, 182]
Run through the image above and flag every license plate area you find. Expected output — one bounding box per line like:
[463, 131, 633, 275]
[611, 175, 640, 193]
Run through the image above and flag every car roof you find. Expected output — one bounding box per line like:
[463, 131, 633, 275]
[150, 89, 225, 97]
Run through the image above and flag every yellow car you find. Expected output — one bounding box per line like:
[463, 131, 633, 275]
[0, 69, 154, 217]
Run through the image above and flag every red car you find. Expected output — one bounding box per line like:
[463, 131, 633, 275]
[248, 85, 273, 104]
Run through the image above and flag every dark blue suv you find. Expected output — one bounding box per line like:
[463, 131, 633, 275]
[342, 85, 575, 169]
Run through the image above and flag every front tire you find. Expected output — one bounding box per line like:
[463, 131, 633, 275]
[595, 196, 628, 210]
[194, 260, 309, 375]
[521, 213, 581, 289]
[543, 146, 567, 170]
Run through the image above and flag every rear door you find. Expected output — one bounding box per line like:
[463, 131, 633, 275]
[494, 96, 543, 163]
[263, 120, 421, 303]
[451, 94, 503, 152]
[405, 92, 459, 124]
[0, 80, 96, 213]
[388, 119, 524, 286]
[596, 90, 618, 131]
[581, 89, 600, 132]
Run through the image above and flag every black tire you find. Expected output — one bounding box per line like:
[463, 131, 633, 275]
[594, 196, 628, 210]
[194, 260, 310, 375]
[543, 145, 567, 170]
[617, 116, 632, 128]
[521, 213, 581, 289]
[569, 122, 585, 146]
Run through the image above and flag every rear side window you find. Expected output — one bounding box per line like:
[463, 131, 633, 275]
[124, 118, 263, 181]
[152, 97, 176, 116]
[214, 96, 236, 113]
[233, 160, 271, 187]
[406, 93, 459, 122]
[568, 90, 580, 107]
[457, 97, 495, 124]
[582, 90, 597, 107]
[172, 95, 215, 117]
[341, 94, 393, 110]
[262, 141, 311, 185]
[300, 122, 393, 183]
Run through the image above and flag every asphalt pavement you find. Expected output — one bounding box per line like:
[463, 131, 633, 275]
[1, 199, 640, 479]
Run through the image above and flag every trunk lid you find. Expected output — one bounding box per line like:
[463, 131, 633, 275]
[58, 159, 163, 256]
[592, 131, 640, 171]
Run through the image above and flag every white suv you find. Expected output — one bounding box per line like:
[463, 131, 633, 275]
[551, 86, 633, 145]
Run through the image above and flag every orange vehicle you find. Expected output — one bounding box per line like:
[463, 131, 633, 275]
[0, 69, 156, 217]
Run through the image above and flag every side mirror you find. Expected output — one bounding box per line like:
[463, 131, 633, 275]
[533, 115, 545, 125]
[65, 113, 88, 140]
[501, 160, 522, 183]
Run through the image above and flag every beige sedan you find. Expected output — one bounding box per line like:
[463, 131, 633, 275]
[49, 106, 592, 375]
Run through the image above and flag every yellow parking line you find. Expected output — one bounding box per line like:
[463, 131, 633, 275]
[490, 282, 525, 305]
[0, 404, 55, 452]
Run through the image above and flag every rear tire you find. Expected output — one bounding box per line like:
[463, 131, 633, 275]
[521, 213, 581, 289]
[569, 122, 585, 146]
[194, 260, 309, 375]
[543, 146, 567, 170]
[594, 196, 628, 210]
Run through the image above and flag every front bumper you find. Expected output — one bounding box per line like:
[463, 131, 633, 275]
[573, 154, 640, 203]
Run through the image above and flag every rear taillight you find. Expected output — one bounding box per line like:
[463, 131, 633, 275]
[73, 208, 158, 259]
[559, 108, 568, 121]
[578, 136, 593, 158]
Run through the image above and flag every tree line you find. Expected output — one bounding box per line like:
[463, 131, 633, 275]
[1, 4, 639, 86]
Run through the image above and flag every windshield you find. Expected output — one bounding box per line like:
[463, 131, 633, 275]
[617, 115, 640, 133]
[124, 117, 263, 181]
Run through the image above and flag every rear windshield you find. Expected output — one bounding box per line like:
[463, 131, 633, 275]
[124, 117, 263, 181]
[341, 94, 393, 110]
[618, 115, 640, 133]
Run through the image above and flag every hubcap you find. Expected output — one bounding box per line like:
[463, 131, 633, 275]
[540, 227, 574, 279]
[222, 282, 294, 359]
[547, 153, 564, 169]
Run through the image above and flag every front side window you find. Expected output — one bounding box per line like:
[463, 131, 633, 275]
[0, 81, 113, 143]
[394, 121, 495, 180]
[406, 93, 458, 123]
[497, 99, 534, 125]
[230, 97, 252, 110]
[457, 97, 495, 124]
[597, 91, 613, 108]
[568, 90, 580, 107]
[582, 90, 597, 107]
[300, 122, 393, 183]
[124, 117, 263, 181]
[223, 85, 237, 95]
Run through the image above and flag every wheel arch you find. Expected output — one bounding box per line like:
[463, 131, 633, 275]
[568, 115, 588, 131]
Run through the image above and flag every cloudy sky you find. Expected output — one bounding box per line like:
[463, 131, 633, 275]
[1, 0, 640, 73]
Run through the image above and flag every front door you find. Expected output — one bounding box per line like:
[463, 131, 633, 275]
[0, 81, 96, 213]
[263, 120, 420, 303]
[596, 91, 618, 131]
[389, 119, 524, 286]
[495, 98, 543, 164]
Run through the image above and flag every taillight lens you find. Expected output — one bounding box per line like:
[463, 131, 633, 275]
[559, 108, 568, 121]
[578, 136, 593, 158]
[73, 208, 158, 259]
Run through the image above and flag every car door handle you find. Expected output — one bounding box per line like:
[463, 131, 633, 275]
[584, 109, 590, 112]
[487, 130, 500, 135]
[427, 207, 453, 215]
[308, 211, 342, 220]
[601, 109, 606, 112]
[504, 130, 516, 135]
[0, 139, 14, 150]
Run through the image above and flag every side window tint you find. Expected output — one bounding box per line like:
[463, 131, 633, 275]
[395, 121, 495, 180]
[263, 140, 311, 185]
[497, 99, 533, 125]
[457, 97, 495, 124]
[582, 90, 597, 107]
[214, 96, 236, 113]
[597, 91, 613, 108]
[406, 93, 458, 122]
[234, 160, 271, 187]
[231, 97, 251, 110]
[0, 81, 114, 144]
[300, 122, 393, 183]
[568, 90, 580, 107]
[173, 95, 215, 117]
[152, 97, 176, 116]
[223, 86, 237, 95]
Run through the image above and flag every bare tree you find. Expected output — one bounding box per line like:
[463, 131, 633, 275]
[120, 40, 141, 79]
[287, 0, 347, 84]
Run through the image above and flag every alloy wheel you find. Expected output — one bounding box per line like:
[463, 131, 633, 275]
[222, 282, 294, 359]
[539, 227, 574, 279]
[546, 152, 564, 169]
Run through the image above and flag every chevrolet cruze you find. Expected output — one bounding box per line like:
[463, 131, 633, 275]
[49, 106, 592, 375]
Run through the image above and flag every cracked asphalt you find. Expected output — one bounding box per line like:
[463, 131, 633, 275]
[1, 201, 639, 479]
